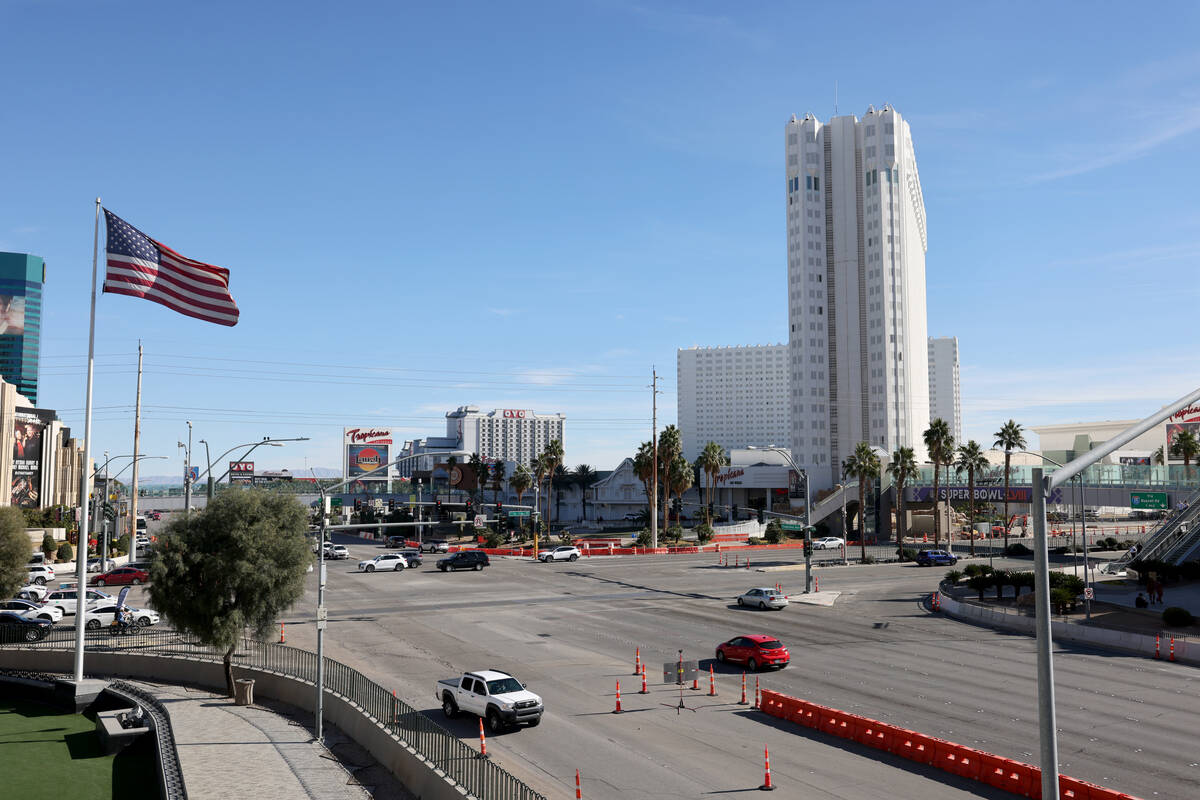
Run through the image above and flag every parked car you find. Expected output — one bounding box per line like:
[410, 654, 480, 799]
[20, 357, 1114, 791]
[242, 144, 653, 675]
[0, 611, 52, 642]
[715, 634, 790, 671]
[0, 599, 63, 623]
[87, 557, 116, 573]
[90, 567, 149, 586]
[323, 544, 350, 560]
[386, 536, 406, 548]
[1098, 561, 1127, 576]
[812, 537, 845, 550]
[915, 549, 958, 566]
[147, 511, 162, 521]
[82, 603, 160, 629]
[357, 553, 408, 573]
[436, 669, 543, 732]
[437, 551, 489, 572]
[421, 539, 450, 553]
[16, 585, 48, 603]
[398, 549, 423, 567]
[25, 564, 55, 585]
[736, 587, 788, 610]
[538, 546, 581, 563]
[45, 588, 112, 615]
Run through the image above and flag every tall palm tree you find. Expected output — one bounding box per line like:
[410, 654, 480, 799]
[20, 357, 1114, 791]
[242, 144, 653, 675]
[657, 426, 682, 531]
[885, 447, 919, 561]
[1152, 445, 1165, 466]
[696, 441, 728, 526]
[992, 419, 1026, 553]
[552, 464, 570, 523]
[955, 441, 988, 557]
[511, 464, 532, 508]
[1171, 430, 1200, 478]
[445, 454, 458, 496]
[574, 464, 596, 521]
[490, 460, 506, 508]
[633, 442, 656, 515]
[533, 453, 550, 557]
[669, 454, 693, 527]
[541, 439, 565, 530]
[923, 419, 954, 549]
[843, 442, 881, 561]
[468, 453, 486, 505]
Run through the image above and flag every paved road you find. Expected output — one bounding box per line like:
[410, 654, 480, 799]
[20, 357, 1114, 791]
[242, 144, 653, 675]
[264, 538, 1199, 800]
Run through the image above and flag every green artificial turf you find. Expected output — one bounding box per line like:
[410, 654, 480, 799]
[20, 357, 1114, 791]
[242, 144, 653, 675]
[0, 698, 156, 799]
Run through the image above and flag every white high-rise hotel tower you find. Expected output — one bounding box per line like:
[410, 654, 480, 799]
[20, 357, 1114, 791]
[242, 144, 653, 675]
[785, 105, 930, 490]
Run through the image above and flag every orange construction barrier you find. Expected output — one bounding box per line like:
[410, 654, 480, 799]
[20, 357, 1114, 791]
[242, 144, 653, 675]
[978, 754, 1034, 795]
[854, 720, 896, 751]
[892, 730, 937, 764]
[933, 741, 982, 781]
[760, 745, 775, 791]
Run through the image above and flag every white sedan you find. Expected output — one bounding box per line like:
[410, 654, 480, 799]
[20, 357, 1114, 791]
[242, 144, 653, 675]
[358, 553, 408, 573]
[538, 546, 581, 563]
[82, 603, 160, 629]
[812, 537, 845, 550]
[16, 585, 48, 602]
[0, 599, 63, 623]
[736, 587, 789, 610]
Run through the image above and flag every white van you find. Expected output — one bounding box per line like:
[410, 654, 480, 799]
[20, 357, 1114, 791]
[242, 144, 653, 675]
[135, 516, 148, 532]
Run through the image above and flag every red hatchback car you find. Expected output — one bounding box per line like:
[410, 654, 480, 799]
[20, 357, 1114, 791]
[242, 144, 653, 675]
[715, 634, 790, 671]
[90, 567, 149, 587]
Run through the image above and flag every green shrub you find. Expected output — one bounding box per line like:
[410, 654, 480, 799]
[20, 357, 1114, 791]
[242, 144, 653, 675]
[963, 563, 993, 578]
[41, 532, 57, 560]
[764, 522, 784, 544]
[1050, 588, 1074, 613]
[746, 537, 766, 546]
[1006, 543, 1032, 556]
[482, 529, 503, 548]
[944, 569, 963, 585]
[635, 529, 652, 547]
[694, 524, 714, 544]
[899, 547, 918, 561]
[56, 541, 73, 562]
[115, 534, 131, 556]
[1162, 606, 1195, 627]
[967, 574, 992, 600]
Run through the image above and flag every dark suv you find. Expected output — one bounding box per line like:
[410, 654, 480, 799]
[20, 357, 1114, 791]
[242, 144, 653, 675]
[398, 548, 423, 567]
[437, 550, 489, 572]
[916, 549, 958, 566]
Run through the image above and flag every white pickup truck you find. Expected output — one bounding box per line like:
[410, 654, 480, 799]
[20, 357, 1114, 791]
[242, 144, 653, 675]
[435, 669, 544, 732]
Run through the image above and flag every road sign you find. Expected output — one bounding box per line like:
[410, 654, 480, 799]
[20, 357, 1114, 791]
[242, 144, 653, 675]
[474, 514, 486, 527]
[1083, 587, 1094, 600]
[781, 521, 804, 531]
[330, 497, 343, 507]
[507, 510, 530, 517]
[1130, 492, 1168, 510]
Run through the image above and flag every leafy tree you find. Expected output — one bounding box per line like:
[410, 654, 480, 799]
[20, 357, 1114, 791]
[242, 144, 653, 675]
[490, 460, 506, 507]
[633, 442, 656, 517]
[764, 519, 784, 544]
[116, 533, 131, 556]
[992, 419, 1026, 553]
[842, 442, 881, 562]
[41, 532, 57, 561]
[510, 464, 532, 510]
[56, 541, 73, 562]
[923, 419, 954, 549]
[552, 464, 570, 523]
[573, 464, 596, 521]
[0, 507, 32, 599]
[657, 426, 682, 533]
[694, 523, 714, 544]
[886, 447, 919, 560]
[149, 489, 312, 697]
[445, 454, 458, 494]
[541, 439, 565, 530]
[468, 453, 487, 504]
[696, 442, 728, 526]
[954, 440, 988, 557]
[992, 569, 1012, 600]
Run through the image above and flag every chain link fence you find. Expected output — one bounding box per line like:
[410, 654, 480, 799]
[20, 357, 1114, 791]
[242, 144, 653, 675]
[3, 627, 546, 800]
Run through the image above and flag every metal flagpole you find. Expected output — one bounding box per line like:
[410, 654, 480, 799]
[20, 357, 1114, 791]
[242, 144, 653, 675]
[129, 341, 143, 560]
[73, 199, 102, 683]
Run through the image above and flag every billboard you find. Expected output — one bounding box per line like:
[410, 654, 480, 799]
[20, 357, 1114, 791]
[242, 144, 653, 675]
[12, 408, 50, 508]
[1166, 422, 1200, 462]
[229, 460, 255, 485]
[0, 295, 27, 337]
[910, 486, 1033, 503]
[344, 427, 393, 482]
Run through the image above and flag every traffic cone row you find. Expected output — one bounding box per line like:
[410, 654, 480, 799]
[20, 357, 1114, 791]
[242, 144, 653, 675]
[640, 664, 648, 694]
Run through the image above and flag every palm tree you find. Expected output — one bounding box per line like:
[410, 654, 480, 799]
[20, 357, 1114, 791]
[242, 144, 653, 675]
[633, 442, 656, 515]
[696, 441, 728, 526]
[445, 454, 458, 496]
[955, 441, 988, 557]
[992, 419, 1026, 553]
[552, 464, 570, 524]
[885, 447, 919, 560]
[574, 464, 596, 521]
[842, 442, 881, 562]
[511, 464, 532, 508]
[490, 460, 506, 508]
[1152, 445, 1165, 466]
[533, 453, 550, 557]
[468, 453, 486, 505]
[541, 439, 565, 530]
[670, 454, 693, 527]
[657, 426, 682, 532]
[923, 419, 954, 549]
[1171, 430, 1200, 479]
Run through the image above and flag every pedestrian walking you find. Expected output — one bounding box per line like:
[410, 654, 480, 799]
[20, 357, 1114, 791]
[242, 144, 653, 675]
[1155, 581, 1165, 605]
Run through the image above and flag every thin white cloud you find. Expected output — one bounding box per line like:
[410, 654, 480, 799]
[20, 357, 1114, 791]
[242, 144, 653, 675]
[1027, 107, 1200, 183]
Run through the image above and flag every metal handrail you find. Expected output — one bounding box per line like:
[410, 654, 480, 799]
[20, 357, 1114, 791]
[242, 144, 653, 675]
[2, 628, 546, 800]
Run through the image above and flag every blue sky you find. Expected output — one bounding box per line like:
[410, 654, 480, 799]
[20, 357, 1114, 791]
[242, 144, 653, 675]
[2, 1, 1198, 478]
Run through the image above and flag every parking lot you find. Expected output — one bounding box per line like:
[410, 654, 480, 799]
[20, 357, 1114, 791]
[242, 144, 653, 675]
[269, 535, 1197, 800]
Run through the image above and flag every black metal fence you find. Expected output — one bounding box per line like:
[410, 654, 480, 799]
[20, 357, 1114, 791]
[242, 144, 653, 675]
[4, 627, 546, 800]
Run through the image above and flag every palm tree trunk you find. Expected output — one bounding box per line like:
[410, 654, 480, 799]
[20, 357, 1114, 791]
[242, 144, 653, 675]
[223, 643, 236, 698]
[896, 479, 906, 560]
[932, 463, 941, 550]
[1002, 454, 1011, 555]
[859, 482, 867, 562]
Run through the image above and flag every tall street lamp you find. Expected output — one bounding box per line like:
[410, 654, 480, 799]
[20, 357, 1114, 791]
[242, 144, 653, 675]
[747, 446, 813, 593]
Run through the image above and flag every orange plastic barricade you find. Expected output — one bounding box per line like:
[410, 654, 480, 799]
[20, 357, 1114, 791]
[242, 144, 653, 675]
[1057, 775, 1099, 800]
[891, 730, 938, 765]
[854, 720, 896, 752]
[978, 754, 1036, 796]
[760, 691, 786, 718]
[819, 709, 854, 739]
[933, 741, 983, 781]
[792, 700, 818, 728]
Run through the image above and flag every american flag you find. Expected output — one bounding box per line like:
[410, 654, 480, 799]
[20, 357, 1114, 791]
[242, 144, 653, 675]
[103, 210, 240, 327]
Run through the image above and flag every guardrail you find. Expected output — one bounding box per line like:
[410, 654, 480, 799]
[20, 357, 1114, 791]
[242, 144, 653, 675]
[2, 627, 546, 800]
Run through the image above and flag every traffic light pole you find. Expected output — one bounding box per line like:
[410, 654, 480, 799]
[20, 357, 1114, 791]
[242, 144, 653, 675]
[803, 471, 813, 594]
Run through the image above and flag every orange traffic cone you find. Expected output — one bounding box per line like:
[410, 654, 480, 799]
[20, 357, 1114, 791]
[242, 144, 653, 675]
[640, 667, 648, 694]
[575, 769, 582, 799]
[1155, 634, 1161, 659]
[753, 676, 760, 709]
[760, 745, 775, 791]
[634, 647, 641, 676]
[613, 680, 623, 714]
[708, 664, 717, 696]
[477, 717, 489, 758]
[738, 672, 748, 705]
[279, 621, 285, 644]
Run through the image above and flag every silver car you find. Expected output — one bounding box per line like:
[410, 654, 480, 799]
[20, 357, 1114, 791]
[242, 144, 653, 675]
[358, 553, 408, 573]
[538, 546, 581, 563]
[736, 587, 789, 610]
[812, 537, 845, 550]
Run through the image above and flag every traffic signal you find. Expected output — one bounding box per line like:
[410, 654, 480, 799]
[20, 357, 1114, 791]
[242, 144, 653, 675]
[803, 539, 813, 557]
[465, 499, 473, 514]
[354, 498, 362, 511]
[496, 501, 503, 512]
[435, 499, 442, 511]
[388, 498, 396, 512]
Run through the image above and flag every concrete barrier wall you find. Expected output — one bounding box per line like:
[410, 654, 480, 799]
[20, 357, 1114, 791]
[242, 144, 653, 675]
[0, 649, 476, 800]
[936, 591, 1194, 665]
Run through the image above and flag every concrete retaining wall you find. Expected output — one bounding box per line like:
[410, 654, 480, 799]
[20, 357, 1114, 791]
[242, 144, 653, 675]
[0, 649, 475, 800]
[936, 591, 1196, 666]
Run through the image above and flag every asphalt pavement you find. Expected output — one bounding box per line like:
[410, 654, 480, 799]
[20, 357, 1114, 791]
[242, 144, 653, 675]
[273, 537, 1199, 800]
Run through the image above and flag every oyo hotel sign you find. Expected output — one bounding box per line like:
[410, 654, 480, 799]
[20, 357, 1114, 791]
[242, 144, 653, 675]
[502, 409, 528, 419]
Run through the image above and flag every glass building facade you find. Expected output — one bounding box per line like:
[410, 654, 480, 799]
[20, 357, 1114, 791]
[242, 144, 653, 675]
[0, 252, 44, 406]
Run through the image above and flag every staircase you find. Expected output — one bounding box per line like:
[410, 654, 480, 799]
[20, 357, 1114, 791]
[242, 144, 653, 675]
[1122, 485, 1200, 565]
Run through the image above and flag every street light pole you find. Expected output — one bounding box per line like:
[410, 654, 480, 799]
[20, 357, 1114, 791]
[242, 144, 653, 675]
[199, 439, 213, 500]
[184, 421, 192, 516]
[750, 446, 813, 594]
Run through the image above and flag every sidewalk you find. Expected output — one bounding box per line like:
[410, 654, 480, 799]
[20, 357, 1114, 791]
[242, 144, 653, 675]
[131, 680, 412, 800]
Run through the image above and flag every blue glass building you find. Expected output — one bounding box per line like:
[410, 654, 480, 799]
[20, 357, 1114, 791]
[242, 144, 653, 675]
[0, 252, 44, 405]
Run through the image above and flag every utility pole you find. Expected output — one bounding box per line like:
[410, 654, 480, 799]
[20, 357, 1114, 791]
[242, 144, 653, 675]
[650, 368, 660, 550]
[803, 471, 813, 593]
[183, 421, 192, 516]
[129, 342, 143, 559]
